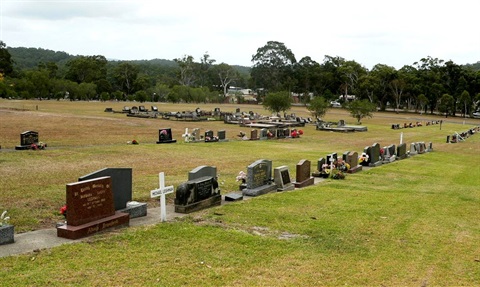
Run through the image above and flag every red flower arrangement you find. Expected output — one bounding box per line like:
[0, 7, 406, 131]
[59, 205, 67, 219]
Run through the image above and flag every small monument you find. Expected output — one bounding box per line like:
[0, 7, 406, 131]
[174, 166, 221, 213]
[242, 159, 277, 197]
[346, 151, 362, 173]
[15, 131, 46, 150]
[293, 159, 315, 188]
[156, 128, 177, 144]
[57, 176, 130, 239]
[366, 143, 382, 167]
[151, 172, 174, 222]
[274, 166, 295, 191]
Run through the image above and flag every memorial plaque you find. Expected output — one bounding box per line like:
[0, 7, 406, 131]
[157, 128, 177, 144]
[397, 143, 407, 159]
[346, 151, 362, 173]
[243, 159, 277, 196]
[20, 131, 38, 146]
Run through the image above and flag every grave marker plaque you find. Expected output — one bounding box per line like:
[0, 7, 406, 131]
[346, 151, 362, 173]
[156, 128, 177, 144]
[15, 131, 40, 150]
[368, 143, 382, 167]
[397, 143, 407, 159]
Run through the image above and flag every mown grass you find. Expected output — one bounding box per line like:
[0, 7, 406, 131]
[0, 99, 479, 286]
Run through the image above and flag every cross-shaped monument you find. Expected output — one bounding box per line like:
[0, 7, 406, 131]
[150, 172, 174, 222]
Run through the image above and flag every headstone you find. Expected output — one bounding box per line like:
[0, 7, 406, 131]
[426, 142, 433, 152]
[396, 143, 408, 159]
[175, 166, 221, 213]
[382, 144, 396, 163]
[293, 159, 315, 188]
[418, 142, 426, 154]
[242, 159, 277, 197]
[259, 128, 268, 140]
[15, 131, 42, 150]
[57, 176, 130, 239]
[410, 143, 418, 155]
[79, 168, 146, 218]
[204, 130, 218, 142]
[312, 157, 328, 177]
[346, 151, 362, 173]
[326, 153, 338, 165]
[342, 151, 350, 161]
[368, 143, 382, 167]
[156, 128, 177, 144]
[250, 129, 259, 140]
[217, 130, 227, 142]
[274, 166, 295, 191]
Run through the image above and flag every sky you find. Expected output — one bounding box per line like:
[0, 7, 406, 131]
[1, 0, 479, 70]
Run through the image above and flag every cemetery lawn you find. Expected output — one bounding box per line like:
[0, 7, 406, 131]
[1, 99, 479, 286]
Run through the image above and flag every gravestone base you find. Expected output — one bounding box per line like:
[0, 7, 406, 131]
[0, 225, 14, 245]
[57, 212, 130, 240]
[277, 184, 295, 192]
[369, 161, 383, 167]
[119, 202, 147, 219]
[312, 171, 329, 178]
[397, 154, 408, 160]
[294, 177, 315, 188]
[242, 184, 277, 197]
[15, 145, 31, 150]
[347, 165, 362, 174]
[224, 193, 243, 201]
[156, 139, 177, 144]
[382, 156, 396, 164]
[175, 194, 221, 213]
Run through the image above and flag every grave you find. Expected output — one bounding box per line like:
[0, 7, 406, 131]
[217, 130, 227, 142]
[259, 128, 268, 140]
[204, 130, 219, 142]
[426, 142, 433, 152]
[242, 159, 277, 197]
[382, 144, 396, 163]
[79, 168, 147, 218]
[346, 151, 362, 173]
[57, 176, 130, 239]
[396, 143, 408, 159]
[312, 157, 328, 178]
[15, 131, 46, 150]
[250, 129, 259, 140]
[174, 166, 221, 213]
[274, 166, 295, 191]
[366, 143, 382, 167]
[293, 159, 315, 188]
[409, 142, 418, 155]
[418, 142, 426, 154]
[156, 128, 177, 144]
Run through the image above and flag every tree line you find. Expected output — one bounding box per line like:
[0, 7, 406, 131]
[1, 40, 479, 117]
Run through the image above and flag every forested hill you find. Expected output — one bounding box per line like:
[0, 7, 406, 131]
[7, 47, 251, 75]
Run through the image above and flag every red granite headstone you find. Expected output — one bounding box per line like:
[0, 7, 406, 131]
[57, 176, 129, 239]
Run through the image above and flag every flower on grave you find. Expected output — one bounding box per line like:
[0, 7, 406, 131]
[331, 169, 345, 180]
[59, 205, 67, 219]
[132, 139, 139, 144]
[236, 171, 247, 183]
[1, 210, 11, 227]
[358, 152, 369, 164]
[298, 130, 304, 135]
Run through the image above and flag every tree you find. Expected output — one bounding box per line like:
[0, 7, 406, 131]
[438, 93, 455, 117]
[370, 64, 397, 110]
[389, 78, 406, 112]
[417, 94, 428, 114]
[307, 96, 330, 119]
[174, 55, 196, 87]
[262, 91, 292, 114]
[214, 63, 238, 97]
[458, 90, 471, 117]
[113, 62, 139, 96]
[0, 41, 13, 76]
[65, 55, 107, 83]
[345, 99, 376, 124]
[251, 41, 296, 92]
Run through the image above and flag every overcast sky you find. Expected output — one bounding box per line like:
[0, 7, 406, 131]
[1, 0, 479, 70]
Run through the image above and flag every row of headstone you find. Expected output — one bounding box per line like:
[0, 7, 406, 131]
[238, 128, 303, 140]
[446, 126, 479, 143]
[182, 128, 227, 143]
[392, 120, 443, 129]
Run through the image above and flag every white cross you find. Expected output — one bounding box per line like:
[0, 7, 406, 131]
[150, 172, 174, 222]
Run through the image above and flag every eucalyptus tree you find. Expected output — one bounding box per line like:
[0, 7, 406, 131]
[65, 55, 107, 84]
[174, 55, 196, 87]
[213, 63, 239, 97]
[458, 90, 471, 117]
[413, 56, 444, 114]
[307, 96, 330, 119]
[338, 60, 367, 97]
[293, 56, 321, 103]
[370, 64, 397, 111]
[438, 93, 455, 117]
[251, 41, 297, 93]
[113, 62, 139, 96]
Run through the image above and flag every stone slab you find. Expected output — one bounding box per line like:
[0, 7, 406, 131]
[347, 165, 363, 174]
[294, 177, 315, 188]
[56, 212, 130, 240]
[0, 225, 14, 245]
[174, 194, 221, 213]
[224, 193, 244, 201]
[242, 184, 277, 197]
[119, 202, 147, 219]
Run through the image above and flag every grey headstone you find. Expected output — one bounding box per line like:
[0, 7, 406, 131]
[79, 168, 132, 210]
[188, 166, 217, 181]
[243, 159, 277, 196]
[397, 143, 407, 159]
[274, 166, 294, 191]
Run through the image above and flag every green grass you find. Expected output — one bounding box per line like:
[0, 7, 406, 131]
[0, 99, 479, 285]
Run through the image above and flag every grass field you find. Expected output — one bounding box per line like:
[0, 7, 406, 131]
[0, 99, 479, 286]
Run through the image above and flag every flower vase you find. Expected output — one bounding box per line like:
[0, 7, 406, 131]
[0, 224, 14, 245]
